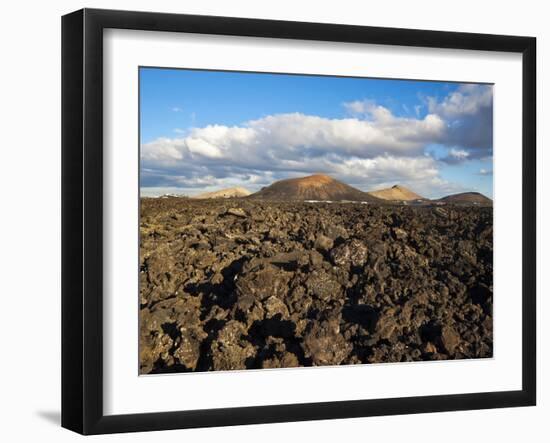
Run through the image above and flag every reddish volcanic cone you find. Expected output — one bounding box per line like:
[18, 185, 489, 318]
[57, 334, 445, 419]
[249, 174, 380, 202]
[438, 192, 493, 206]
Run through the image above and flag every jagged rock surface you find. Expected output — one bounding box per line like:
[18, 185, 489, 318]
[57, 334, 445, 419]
[140, 199, 493, 373]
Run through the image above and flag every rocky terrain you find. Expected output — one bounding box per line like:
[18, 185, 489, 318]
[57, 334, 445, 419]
[139, 198, 493, 374]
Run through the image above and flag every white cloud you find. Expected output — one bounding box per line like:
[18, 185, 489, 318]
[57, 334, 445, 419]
[186, 137, 224, 158]
[343, 99, 371, 115]
[171, 106, 183, 112]
[141, 137, 185, 162]
[479, 168, 493, 176]
[332, 155, 438, 184]
[427, 84, 492, 118]
[141, 86, 493, 198]
[449, 148, 470, 160]
[141, 169, 277, 197]
[328, 155, 463, 198]
[427, 84, 493, 154]
[141, 151, 458, 198]
[342, 99, 396, 123]
[142, 110, 446, 170]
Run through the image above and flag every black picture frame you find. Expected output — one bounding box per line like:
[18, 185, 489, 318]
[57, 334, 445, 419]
[62, 8, 536, 435]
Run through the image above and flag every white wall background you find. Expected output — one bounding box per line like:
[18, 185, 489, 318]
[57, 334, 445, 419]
[0, 0, 546, 441]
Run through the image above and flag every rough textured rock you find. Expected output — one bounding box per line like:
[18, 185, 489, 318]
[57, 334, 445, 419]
[236, 264, 292, 302]
[441, 325, 461, 354]
[305, 270, 342, 302]
[261, 352, 300, 369]
[139, 198, 493, 373]
[302, 318, 352, 366]
[210, 321, 256, 371]
[314, 234, 334, 252]
[224, 207, 248, 218]
[330, 239, 368, 267]
[374, 308, 399, 340]
[174, 326, 207, 369]
[264, 296, 289, 319]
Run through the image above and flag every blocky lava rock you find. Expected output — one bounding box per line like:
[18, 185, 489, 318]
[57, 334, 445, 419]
[210, 321, 256, 371]
[441, 325, 461, 354]
[261, 352, 300, 369]
[305, 270, 342, 302]
[302, 318, 352, 366]
[314, 234, 334, 252]
[224, 207, 247, 218]
[264, 295, 289, 319]
[174, 326, 207, 370]
[139, 198, 493, 374]
[330, 239, 369, 267]
[235, 263, 292, 301]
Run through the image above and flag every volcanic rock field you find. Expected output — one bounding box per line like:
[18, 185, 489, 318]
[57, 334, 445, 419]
[140, 198, 493, 374]
[139, 197, 493, 374]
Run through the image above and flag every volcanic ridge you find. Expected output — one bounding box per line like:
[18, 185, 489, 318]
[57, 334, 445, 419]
[368, 184, 425, 201]
[192, 187, 251, 199]
[248, 174, 381, 202]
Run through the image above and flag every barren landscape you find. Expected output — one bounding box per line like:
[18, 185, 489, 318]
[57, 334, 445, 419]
[139, 181, 493, 374]
[138, 72, 494, 375]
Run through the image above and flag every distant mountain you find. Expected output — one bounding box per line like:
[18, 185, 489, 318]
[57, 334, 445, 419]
[248, 174, 380, 202]
[368, 185, 425, 201]
[192, 187, 251, 199]
[438, 192, 493, 206]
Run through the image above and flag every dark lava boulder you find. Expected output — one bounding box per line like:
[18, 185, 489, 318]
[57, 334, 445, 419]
[210, 321, 256, 371]
[330, 239, 369, 267]
[302, 318, 352, 365]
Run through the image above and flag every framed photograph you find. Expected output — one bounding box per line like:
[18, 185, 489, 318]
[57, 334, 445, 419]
[62, 8, 536, 434]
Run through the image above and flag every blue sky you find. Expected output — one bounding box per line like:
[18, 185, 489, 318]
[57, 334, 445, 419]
[140, 67, 493, 198]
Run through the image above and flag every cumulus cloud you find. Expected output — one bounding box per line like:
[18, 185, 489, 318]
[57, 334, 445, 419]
[428, 84, 493, 159]
[440, 147, 471, 164]
[478, 168, 493, 176]
[428, 84, 492, 118]
[143, 110, 446, 167]
[343, 99, 373, 116]
[141, 137, 185, 162]
[449, 148, 470, 160]
[141, 151, 457, 198]
[141, 84, 493, 198]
